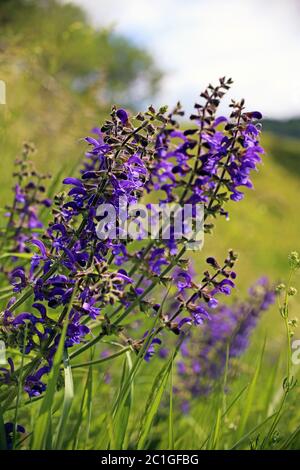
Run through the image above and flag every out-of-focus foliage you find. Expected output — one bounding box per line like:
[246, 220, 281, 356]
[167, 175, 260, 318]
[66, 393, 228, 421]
[0, 0, 161, 204]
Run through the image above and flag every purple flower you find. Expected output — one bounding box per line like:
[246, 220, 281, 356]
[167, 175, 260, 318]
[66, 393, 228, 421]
[65, 311, 90, 347]
[144, 337, 162, 362]
[175, 271, 192, 292]
[4, 422, 26, 449]
[9, 267, 27, 293]
[24, 366, 50, 397]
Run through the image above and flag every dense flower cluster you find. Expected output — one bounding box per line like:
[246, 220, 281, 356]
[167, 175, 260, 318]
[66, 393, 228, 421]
[0, 78, 265, 401]
[174, 277, 275, 410]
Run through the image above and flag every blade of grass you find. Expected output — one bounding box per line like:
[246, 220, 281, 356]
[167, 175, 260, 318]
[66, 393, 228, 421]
[279, 423, 300, 449]
[184, 416, 206, 448]
[112, 287, 171, 418]
[39, 159, 81, 222]
[208, 343, 230, 450]
[210, 408, 222, 450]
[137, 337, 184, 450]
[71, 361, 93, 450]
[71, 346, 131, 369]
[0, 252, 33, 260]
[230, 412, 276, 450]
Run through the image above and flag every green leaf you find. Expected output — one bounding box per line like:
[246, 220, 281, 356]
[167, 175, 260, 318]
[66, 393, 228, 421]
[0, 292, 16, 301]
[280, 423, 300, 449]
[53, 349, 74, 449]
[0, 252, 33, 260]
[207, 343, 230, 450]
[137, 356, 173, 450]
[113, 352, 133, 450]
[168, 362, 174, 450]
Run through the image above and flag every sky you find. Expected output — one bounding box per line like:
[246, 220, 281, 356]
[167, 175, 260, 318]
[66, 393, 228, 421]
[68, 0, 300, 119]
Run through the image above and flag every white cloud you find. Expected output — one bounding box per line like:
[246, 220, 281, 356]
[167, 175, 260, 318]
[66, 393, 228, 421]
[67, 0, 300, 118]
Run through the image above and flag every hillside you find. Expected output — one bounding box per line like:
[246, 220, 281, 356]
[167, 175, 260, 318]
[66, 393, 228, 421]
[263, 117, 300, 140]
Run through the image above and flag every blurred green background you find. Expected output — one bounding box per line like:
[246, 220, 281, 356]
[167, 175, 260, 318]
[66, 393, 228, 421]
[1, 0, 300, 448]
